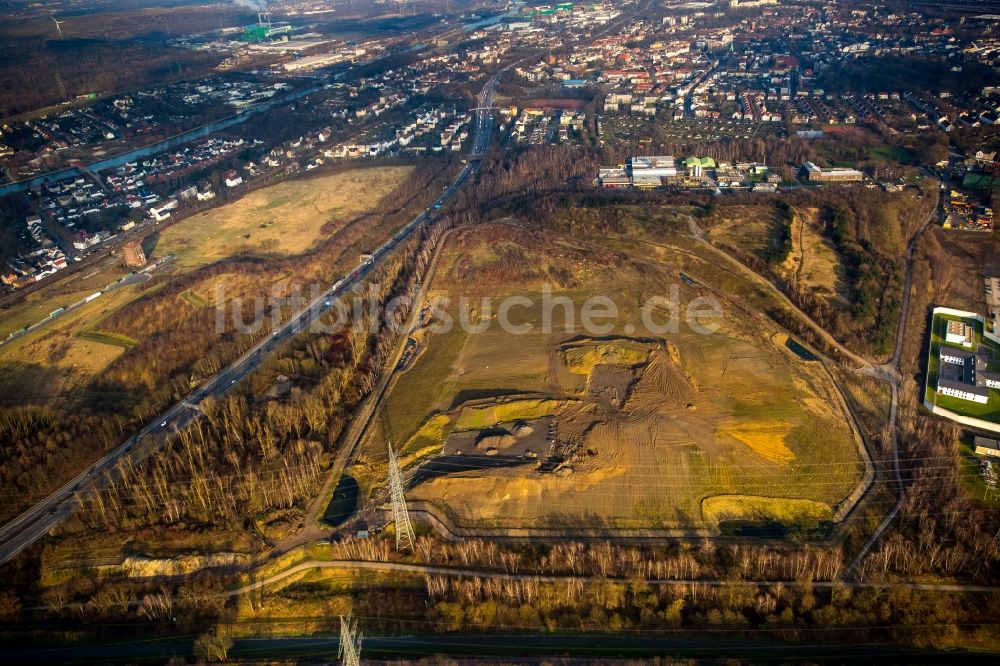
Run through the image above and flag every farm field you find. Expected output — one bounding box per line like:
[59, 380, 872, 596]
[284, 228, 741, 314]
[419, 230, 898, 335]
[152, 166, 414, 269]
[351, 223, 866, 534]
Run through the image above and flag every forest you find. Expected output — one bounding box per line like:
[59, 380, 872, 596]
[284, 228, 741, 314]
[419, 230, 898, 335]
[0, 38, 221, 117]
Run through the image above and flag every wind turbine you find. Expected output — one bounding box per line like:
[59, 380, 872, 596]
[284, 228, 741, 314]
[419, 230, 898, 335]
[51, 16, 65, 39]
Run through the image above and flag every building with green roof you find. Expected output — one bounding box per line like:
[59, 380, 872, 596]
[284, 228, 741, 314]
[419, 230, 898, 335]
[684, 156, 716, 169]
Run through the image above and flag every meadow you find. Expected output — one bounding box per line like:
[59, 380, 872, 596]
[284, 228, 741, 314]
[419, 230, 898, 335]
[153, 167, 414, 270]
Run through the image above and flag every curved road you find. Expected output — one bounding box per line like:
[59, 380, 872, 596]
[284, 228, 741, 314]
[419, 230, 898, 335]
[685, 192, 941, 579]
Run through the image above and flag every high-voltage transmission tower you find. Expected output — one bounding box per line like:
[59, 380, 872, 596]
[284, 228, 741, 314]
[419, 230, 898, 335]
[388, 442, 416, 552]
[339, 612, 363, 666]
[984, 462, 999, 502]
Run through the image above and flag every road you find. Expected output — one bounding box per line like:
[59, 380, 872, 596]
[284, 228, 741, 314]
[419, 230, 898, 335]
[844, 190, 941, 578]
[686, 188, 941, 579]
[226, 558, 1000, 598]
[0, 64, 505, 567]
[6, 631, 999, 663]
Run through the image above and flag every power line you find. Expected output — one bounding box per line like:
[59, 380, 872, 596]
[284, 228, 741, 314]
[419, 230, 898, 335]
[338, 612, 362, 666]
[388, 442, 416, 552]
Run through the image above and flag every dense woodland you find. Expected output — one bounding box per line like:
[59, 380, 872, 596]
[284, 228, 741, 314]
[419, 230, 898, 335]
[0, 39, 221, 117]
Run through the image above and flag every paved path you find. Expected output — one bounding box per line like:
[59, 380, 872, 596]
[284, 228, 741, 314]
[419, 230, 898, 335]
[845, 192, 940, 578]
[226, 558, 1000, 598]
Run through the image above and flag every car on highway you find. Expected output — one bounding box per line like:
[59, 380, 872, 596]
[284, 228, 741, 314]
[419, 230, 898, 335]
[160, 421, 167, 428]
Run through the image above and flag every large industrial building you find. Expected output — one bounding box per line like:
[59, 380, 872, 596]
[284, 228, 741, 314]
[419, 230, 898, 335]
[629, 155, 677, 188]
[802, 161, 863, 183]
[937, 323, 1000, 404]
[241, 14, 293, 43]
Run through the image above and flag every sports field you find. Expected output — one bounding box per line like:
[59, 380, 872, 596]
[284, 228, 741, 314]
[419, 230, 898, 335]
[352, 223, 866, 533]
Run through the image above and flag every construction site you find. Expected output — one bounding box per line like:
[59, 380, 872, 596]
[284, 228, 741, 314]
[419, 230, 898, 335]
[346, 223, 870, 538]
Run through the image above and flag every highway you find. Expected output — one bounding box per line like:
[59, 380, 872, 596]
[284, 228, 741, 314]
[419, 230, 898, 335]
[0, 66, 504, 567]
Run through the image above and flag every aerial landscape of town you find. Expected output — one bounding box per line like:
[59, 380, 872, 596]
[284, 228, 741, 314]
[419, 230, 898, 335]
[0, 0, 999, 662]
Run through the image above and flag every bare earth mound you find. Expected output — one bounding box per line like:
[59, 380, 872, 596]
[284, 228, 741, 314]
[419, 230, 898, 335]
[357, 223, 866, 534]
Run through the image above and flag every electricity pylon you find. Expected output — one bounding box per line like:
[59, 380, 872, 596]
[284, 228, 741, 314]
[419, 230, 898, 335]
[984, 462, 999, 502]
[387, 442, 415, 552]
[339, 612, 362, 666]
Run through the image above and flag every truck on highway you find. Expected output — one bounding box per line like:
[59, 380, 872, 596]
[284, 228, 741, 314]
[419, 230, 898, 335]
[49, 307, 66, 318]
[84, 291, 102, 303]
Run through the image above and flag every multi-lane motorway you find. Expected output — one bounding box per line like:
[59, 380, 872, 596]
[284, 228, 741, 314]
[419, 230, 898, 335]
[0, 67, 503, 567]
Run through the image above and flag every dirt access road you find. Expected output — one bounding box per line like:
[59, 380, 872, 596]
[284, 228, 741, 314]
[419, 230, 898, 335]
[682, 188, 941, 579]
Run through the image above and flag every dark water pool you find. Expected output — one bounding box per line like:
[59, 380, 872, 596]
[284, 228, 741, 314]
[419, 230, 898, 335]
[322, 474, 359, 527]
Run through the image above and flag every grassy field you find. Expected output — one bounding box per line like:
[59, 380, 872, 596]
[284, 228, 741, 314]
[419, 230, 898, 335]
[0, 166, 418, 405]
[779, 207, 849, 306]
[869, 145, 913, 164]
[708, 203, 848, 307]
[153, 167, 413, 269]
[701, 495, 833, 524]
[0, 281, 144, 402]
[705, 204, 786, 262]
[353, 223, 865, 532]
